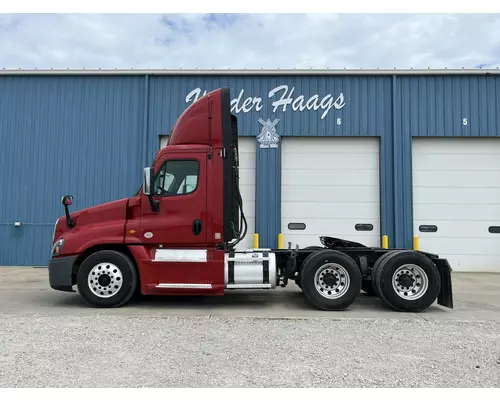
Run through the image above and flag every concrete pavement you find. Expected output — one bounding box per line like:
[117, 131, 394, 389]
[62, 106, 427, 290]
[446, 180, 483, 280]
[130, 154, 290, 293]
[1, 267, 499, 321]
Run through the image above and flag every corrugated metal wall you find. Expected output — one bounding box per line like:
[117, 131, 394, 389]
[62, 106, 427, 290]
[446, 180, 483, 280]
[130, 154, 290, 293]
[1, 73, 500, 265]
[0, 75, 145, 265]
[146, 75, 392, 139]
[397, 76, 500, 137]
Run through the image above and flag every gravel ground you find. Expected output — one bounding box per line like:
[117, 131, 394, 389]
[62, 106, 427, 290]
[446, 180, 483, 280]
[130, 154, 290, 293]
[1, 315, 499, 388]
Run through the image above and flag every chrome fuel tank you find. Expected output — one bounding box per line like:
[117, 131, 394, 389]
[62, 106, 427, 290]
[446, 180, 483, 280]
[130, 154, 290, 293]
[224, 249, 277, 289]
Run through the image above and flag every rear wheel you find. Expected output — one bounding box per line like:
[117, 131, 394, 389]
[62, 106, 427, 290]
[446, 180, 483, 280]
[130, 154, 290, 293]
[373, 250, 441, 312]
[300, 250, 361, 311]
[371, 251, 402, 296]
[76, 250, 138, 308]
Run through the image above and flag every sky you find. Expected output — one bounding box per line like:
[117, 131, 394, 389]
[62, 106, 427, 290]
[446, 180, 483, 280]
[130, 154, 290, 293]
[0, 13, 499, 69]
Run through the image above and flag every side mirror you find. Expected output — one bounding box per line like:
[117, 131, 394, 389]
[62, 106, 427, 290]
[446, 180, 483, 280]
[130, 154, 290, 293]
[60, 195, 75, 228]
[61, 195, 73, 206]
[143, 167, 154, 195]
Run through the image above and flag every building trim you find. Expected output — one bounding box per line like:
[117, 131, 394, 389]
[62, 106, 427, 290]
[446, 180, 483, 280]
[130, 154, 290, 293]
[1, 68, 500, 76]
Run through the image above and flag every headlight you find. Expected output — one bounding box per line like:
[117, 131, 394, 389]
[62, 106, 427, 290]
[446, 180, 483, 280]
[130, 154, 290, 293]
[52, 238, 65, 257]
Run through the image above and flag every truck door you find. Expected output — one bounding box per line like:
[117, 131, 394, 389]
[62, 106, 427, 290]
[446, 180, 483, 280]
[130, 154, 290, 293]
[139, 151, 207, 246]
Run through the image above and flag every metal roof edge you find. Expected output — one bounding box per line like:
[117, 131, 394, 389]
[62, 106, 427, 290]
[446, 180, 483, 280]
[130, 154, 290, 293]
[0, 68, 500, 76]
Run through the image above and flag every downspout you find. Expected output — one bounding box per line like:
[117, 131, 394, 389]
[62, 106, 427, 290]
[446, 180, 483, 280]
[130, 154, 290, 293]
[142, 74, 150, 168]
[392, 74, 398, 248]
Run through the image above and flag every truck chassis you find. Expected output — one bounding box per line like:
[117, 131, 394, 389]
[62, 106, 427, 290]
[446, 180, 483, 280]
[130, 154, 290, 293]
[49, 235, 453, 313]
[220, 235, 453, 313]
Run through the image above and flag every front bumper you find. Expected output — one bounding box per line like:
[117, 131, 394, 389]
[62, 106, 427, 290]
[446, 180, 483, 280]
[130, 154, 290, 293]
[48, 255, 78, 292]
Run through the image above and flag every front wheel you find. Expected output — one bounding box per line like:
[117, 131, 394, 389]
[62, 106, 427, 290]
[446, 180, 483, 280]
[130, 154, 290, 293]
[300, 250, 362, 311]
[76, 250, 138, 308]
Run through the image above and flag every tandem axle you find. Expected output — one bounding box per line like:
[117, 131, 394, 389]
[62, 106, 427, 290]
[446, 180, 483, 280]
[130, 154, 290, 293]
[224, 235, 453, 312]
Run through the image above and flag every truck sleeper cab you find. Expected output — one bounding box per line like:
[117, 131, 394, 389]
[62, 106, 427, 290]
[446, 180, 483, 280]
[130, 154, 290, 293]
[48, 88, 454, 313]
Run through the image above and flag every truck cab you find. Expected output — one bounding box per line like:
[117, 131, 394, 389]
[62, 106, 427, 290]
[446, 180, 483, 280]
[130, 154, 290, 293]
[49, 88, 244, 304]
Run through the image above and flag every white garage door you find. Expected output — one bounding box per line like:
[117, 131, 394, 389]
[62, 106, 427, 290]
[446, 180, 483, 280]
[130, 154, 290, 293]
[413, 137, 500, 272]
[281, 137, 381, 249]
[159, 135, 256, 250]
[234, 137, 256, 249]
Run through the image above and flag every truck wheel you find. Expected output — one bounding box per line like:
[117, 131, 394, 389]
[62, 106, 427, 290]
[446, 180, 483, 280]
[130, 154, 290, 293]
[300, 250, 361, 311]
[370, 250, 403, 296]
[76, 250, 138, 308]
[373, 250, 441, 312]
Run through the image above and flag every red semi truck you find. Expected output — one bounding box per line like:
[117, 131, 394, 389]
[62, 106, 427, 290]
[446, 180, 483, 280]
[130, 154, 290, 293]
[48, 88, 453, 312]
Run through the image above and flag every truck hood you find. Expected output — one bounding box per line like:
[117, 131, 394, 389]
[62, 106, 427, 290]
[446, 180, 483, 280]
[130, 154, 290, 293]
[53, 198, 129, 243]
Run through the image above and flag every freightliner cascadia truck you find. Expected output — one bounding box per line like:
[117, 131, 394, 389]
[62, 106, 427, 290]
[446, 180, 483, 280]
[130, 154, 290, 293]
[48, 88, 453, 312]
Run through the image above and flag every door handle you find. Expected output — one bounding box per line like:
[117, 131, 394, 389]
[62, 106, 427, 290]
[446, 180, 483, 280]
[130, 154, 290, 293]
[192, 219, 202, 235]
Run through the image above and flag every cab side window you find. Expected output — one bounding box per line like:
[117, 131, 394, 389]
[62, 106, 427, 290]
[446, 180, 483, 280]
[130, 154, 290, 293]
[154, 160, 199, 196]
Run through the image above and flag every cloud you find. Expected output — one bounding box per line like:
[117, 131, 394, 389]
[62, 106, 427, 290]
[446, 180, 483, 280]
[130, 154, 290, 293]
[0, 13, 499, 69]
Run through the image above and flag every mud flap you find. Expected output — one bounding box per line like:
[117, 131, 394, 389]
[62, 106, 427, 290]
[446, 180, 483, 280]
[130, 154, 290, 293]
[434, 258, 454, 309]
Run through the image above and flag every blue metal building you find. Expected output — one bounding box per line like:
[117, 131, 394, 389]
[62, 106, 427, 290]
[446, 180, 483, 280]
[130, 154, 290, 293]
[1, 68, 500, 272]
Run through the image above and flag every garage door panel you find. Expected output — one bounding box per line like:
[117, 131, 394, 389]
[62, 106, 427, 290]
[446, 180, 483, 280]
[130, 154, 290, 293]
[413, 187, 500, 204]
[413, 137, 500, 272]
[234, 137, 256, 249]
[414, 154, 500, 171]
[414, 170, 500, 188]
[238, 159, 256, 170]
[283, 218, 379, 236]
[282, 170, 379, 186]
[435, 255, 500, 273]
[282, 137, 381, 247]
[419, 237, 500, 256]
[282, 153, 380, 171]
[239, 170, 255, 185]
[413, 138, 500, 154]
[414, 203, 500, 222]
[415, 220, 500, 239]
[283, 202, 380, 219]
[240, 201, 255, 218]
[238, 160, 256, 171]
[239, 185, 255, 203]
[283, 138, 379, 154]
[282, 185, 379, 203]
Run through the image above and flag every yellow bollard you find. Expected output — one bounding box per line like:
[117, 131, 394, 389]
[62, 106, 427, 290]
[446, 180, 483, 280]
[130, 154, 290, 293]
[253, 233, 259, 249]
[382, 235, 389, 249]
[413, 236, 420, 251]
[278, 233, 284, 249]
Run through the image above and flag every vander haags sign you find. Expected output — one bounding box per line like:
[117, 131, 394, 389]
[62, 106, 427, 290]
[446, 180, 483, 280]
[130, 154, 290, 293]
[185, 85, 346, 120]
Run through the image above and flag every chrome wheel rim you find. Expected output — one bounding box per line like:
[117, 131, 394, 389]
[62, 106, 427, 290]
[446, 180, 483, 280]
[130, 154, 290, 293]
[392, 264, 428, 300]
[87, 262, 123, 298]
[314, 263, 350, 299]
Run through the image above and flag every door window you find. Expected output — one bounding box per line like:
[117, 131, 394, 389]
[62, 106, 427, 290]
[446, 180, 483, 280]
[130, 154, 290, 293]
[154, 160, 199, 196]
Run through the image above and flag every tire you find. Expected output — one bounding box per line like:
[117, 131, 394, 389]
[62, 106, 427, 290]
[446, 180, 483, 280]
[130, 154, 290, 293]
[76, 250, 138, 308]
[371, 250, 404, 297]
[300, 250, 362, 311]
[373, 250, 441, 312]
